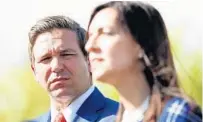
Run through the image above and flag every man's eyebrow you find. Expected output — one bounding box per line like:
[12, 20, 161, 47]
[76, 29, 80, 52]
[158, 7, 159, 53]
[60, 48, 77, 53]
[38, 53, 49, 60]
[35, 52, 50, 62]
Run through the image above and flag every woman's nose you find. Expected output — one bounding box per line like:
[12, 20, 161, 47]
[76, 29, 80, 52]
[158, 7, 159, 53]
[85, 34, 100, 53]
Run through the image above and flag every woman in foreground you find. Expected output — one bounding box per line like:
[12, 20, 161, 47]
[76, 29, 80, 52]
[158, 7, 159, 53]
[85, 1, 202, 122]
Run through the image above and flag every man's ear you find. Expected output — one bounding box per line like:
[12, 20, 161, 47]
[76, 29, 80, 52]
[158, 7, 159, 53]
[87, 57, 92, 73]
[85, 56, 92, 73]
[31, 64, 39, 83]
[31, 64, 36, 74]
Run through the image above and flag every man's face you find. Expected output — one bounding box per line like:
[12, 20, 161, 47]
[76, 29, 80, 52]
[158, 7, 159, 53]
[32, 28, 91, 102]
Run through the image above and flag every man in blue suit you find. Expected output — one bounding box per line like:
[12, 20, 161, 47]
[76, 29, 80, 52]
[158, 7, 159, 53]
[27, 15, 118, 122]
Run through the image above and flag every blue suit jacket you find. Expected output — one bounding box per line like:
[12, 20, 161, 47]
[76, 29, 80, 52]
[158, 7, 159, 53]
[158, 97, 202, 122]
[26, 87, 119, 122]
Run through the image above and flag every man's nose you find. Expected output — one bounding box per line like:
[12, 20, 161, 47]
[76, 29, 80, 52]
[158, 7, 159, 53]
[51, 57, 63, 73]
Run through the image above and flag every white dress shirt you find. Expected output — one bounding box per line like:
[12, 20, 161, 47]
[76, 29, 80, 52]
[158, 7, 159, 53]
[51, 86, 95, 122]
[122, 96, 150, 122]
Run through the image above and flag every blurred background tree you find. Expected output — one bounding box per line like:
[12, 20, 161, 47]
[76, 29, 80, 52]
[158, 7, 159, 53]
[169, 25, 202, 107]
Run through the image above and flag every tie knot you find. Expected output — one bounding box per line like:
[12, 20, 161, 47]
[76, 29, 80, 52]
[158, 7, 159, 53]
[54, 112, 66, 122]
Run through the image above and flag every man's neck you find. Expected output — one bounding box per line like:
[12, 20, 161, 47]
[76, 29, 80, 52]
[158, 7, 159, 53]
[51, 97, 75, 111]
[50, 86, 93, 111]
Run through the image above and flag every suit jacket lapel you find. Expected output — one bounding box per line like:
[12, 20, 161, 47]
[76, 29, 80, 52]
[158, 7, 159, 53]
[76, 87, 105, 122]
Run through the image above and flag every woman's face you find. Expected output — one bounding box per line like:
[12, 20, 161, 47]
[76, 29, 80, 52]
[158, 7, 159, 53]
[85, 8, 143, 84]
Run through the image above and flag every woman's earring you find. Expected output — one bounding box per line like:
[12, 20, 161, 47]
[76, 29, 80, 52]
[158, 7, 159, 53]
[143, 54, 151, 67]
[138, 51, 151, 67]
[138, 52, 144, 59]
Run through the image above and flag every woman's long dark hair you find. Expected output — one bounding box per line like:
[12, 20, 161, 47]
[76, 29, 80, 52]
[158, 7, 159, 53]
[87, 1, 201, 121]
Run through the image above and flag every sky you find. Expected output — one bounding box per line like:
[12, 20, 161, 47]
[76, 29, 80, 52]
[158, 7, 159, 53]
[0, 0, 202, 75]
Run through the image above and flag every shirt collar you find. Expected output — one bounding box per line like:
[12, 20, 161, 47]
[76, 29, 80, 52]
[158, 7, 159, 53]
[51, 85, 95, 122]
[122, 96, 150, 122]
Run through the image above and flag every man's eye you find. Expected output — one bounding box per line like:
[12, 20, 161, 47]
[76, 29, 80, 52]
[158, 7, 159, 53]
[61, 53, 76, 57]
[40, 57, 51, 62]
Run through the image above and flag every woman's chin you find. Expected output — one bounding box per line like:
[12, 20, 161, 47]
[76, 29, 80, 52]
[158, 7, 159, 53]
[92, 71, 113, 84]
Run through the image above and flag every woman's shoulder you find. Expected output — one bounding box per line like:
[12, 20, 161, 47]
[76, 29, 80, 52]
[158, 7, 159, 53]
[158, 97, 202, 122]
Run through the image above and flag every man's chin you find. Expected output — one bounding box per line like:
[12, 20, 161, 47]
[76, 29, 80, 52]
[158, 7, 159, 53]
[50, 91, 75, 102]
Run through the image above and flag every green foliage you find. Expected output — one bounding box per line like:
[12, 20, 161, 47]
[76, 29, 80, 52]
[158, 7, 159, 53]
[0, 65, 50, 122]
[169, 28, 202, 107]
